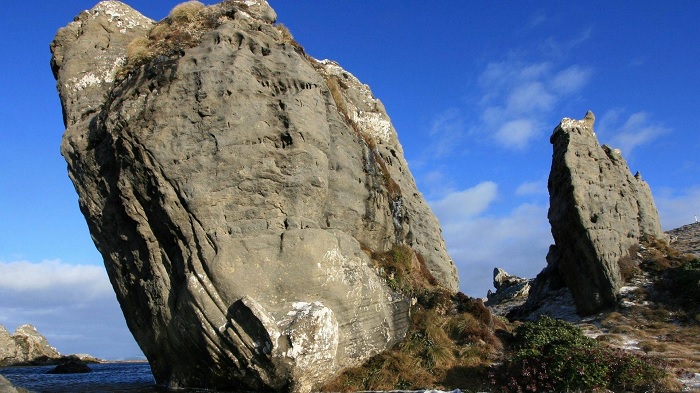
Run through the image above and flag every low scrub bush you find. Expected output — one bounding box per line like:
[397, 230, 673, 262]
[664, 258, 700, 303]
[638, 237, 700, 315]
[492, 316, 669, 392]
[618, 244, 641, 282]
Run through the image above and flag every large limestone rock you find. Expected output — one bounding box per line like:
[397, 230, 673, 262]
[0, 324, 61, 366]
[528, 111, 666, 315]
[51, 1, 458, 391]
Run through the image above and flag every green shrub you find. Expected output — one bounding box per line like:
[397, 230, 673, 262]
[512, 315, 595, 352]
[492, 316, 668, 392]
[664, 258, 700, 303]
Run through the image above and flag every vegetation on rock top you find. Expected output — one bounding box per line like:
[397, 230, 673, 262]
[120, 1, 300, 79]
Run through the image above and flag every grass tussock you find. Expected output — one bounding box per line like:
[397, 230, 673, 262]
[322, 246, 505, 392]
[369, 245, 437, 297]
[618, 243, 641, 282]
[168, 1, 205, 23]
[119, 1, 262, 78]
[275, 23, 295, 45]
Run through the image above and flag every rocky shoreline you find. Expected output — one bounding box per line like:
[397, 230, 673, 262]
[0, 323, 100, 368]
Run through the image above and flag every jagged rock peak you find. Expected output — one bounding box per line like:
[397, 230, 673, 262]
[527, 111, 666, 316]
[51, 1, 458, 392]
[0, 323, 61, 367]
[485, 268, 530, 317]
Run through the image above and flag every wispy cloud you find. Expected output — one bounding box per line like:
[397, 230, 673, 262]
[430, 181, 499, 224]
[656, 186, 700, 230]
[429, 185, 551, 297]
[0, 260, 142, 360]
[426, 108, 467, 158]
[598, 109, 669, 155]
[476, 61, 593, 150]
[527, 9, 547, 29]
[516, 179, 548, 197]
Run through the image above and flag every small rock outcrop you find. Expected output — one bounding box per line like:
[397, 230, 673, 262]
[527, 111, 666, 315]
[0, 324, 61, 366]
[485, 268, 530, 316]
[46, 356, 92, 374]
[51, 1, 458, 391]
[668, 222, 700, 257]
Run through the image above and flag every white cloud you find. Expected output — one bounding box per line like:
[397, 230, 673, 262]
[0, 260, 142, 360]
[441, 203, 551, 298]
[495, 119, 537, 150]
[656, 186, 700, 230]
[598, 109, 668, 155]
[429, 186, 551, 298]
[551, 65, 593, 94]
[477, 59, 592, 150]
[516, 179, 548, 196]
[0, 260, 109, 295]
[426, 108, 466, 158]
[430, 182, 499, 224]
[506, 82, 555, 113]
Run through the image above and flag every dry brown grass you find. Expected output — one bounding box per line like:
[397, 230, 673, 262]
[119, 1, 233, 78]
[168, 1, 205, 23]
[321, 251, 505, 392]
[618, 244, 641, 282]
[275, 23, 294, 44]
[125, 36, 151, 64]
[321, 301, 503, 392]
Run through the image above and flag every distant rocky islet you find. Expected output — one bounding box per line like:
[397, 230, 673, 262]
[0, 324, 60, 367]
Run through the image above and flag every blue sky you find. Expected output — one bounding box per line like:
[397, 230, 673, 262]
[1, 1, 699, 360]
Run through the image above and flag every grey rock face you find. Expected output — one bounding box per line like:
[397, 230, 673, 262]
[485, 268, 530, 316]
[51, 1, 457, 391]
[0, 324, 61, 367]
[530, 112, 666, 315]
[667, 222, 700, 257]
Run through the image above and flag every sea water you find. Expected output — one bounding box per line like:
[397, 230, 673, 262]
[0, 362, 165, 393]
[1, 364, 467, 393]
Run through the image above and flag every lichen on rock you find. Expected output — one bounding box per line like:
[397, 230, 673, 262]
[51, 1, 458, 391]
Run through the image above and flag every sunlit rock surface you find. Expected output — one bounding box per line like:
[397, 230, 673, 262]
[51, 1, 458, 391]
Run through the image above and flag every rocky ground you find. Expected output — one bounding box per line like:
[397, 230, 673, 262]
[668, 221, 700, 257]
[485, 223, 700, 391]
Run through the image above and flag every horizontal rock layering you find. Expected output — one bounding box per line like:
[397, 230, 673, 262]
[51, 1, 458, 391]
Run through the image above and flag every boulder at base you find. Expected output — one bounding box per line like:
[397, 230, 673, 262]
[46, 356, 92, 374]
